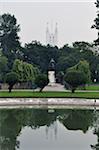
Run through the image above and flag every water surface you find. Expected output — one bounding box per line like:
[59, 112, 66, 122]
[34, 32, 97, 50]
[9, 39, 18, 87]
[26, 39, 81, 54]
[0, 107, 98, 150]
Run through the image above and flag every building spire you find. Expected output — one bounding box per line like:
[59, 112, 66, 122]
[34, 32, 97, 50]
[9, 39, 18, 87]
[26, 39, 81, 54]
[46, 22, 50, 45]
[46, 22, 58, 47]
[54, 22, 58, 46]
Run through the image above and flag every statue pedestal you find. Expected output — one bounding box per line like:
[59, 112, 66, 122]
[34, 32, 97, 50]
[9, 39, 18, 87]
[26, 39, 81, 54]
[48, 71, 55, 86]
[43, 83, 65, 91]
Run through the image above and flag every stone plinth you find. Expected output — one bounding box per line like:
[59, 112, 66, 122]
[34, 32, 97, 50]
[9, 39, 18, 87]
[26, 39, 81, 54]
[43, 83, 65, 91]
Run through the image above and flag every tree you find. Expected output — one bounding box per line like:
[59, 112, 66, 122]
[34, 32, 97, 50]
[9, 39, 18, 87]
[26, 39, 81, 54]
[73, 41, 93, 51]
[12, 59, 39, 85]
[67, 60, 91, 84]
[56, 55, 78, 73]
[64, 70, 87, 93]
[22, 41, 59, 73]
[56, 71, 64, 84]
[91, 0, 99, 45]
[56, 45, 78, 73]
[34, 74, 49, 92]
[0, 13, 20, 69]
[5, 72, 18, 92]
[0, 54, 8, 82]
[94, 64, 99, 82]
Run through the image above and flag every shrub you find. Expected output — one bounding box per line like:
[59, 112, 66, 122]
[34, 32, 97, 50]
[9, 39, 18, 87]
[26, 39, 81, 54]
[35, 74, 49, 92]
[5, 72, 19, 92]
[64, 70, 87, 93]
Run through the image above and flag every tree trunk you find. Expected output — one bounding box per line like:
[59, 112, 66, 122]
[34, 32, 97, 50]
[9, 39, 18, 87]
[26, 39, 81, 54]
[72, 88, 75, 93]
[8, 85, 13, 93]
[39, 87, 44, 92]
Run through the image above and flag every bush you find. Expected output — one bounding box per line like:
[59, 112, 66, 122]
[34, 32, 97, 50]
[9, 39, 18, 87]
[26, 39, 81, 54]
[64, 70, 87, 93]
[35, 74, 49, 92]
[5, 72, 19, 92]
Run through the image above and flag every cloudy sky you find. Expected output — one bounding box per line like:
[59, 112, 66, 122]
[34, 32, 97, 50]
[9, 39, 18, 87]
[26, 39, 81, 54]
[0, 0, 97, 47]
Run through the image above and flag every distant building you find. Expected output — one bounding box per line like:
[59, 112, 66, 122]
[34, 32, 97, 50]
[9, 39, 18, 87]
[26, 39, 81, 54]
[46, 22, 58, 47]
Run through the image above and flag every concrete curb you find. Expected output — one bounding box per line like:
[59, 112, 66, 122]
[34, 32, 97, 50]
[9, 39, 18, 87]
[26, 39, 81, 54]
[0, 98, 99, 107]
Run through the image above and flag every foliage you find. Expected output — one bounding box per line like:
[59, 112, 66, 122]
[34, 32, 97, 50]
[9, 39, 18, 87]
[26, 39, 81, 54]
[73, 41, 93, 51]
[67, 60, 91, 83]
[5, 72, 19, 92]
[22, 41, 59, 73]
[34, 74, 49, 92]
[56, 71, 64, 84]
[91, 0, 99, 45]
[12, 59, 39, 83]
[0, 54, 8, 82]
[94, 64, 99, 82]
[0, 13, 21, 69]
[64, 70, 87, 93]
[56, 55, 78, 73]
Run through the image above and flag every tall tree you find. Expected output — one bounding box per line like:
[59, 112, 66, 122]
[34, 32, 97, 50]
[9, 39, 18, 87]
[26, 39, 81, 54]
[0, 13, 20, 69]
[0, 52, 8, 82]
[22, 41, 59, 73]
[92, 0, 99, 45]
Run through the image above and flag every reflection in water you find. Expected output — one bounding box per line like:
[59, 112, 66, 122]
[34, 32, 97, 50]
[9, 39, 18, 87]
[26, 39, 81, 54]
[0, 107, 98, 150]
[91, 107, 99, 150]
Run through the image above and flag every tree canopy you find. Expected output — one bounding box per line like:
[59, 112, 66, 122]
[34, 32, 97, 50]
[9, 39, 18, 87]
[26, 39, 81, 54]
[12, 59, 39, 83]
[67, 60, 91, 83]
[0, 13, 21, 69]
[0, 52, 8, 82]
[64, 70, 87, 93]
[92, 0, 99, 45]
[5, 72, 19, 92]
[34, 74, 49, 92]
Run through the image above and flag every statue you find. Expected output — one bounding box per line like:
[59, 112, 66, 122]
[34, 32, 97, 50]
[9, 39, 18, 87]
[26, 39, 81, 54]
[48, 59, 56, 86]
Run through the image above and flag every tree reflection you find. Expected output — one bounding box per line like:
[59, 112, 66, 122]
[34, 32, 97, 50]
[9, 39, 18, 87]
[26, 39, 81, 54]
[0, 108, 57, 149]
[58, 109, 93, 133]
[0, 108, 98, 150]
[91, 108, 99, 150]
[0, 110, 21, 150]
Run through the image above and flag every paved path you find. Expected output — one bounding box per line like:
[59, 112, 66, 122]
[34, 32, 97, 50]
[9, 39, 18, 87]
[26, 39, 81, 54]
[1, 83, 99, 92]
[0, 89, 99, 92]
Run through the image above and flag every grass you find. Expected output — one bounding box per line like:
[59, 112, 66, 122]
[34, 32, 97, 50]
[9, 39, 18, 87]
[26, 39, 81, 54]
[0, 90, 99, 99]
[86, 85, 99, 91]
[77, 84, 99, 91]
[0, 84, 99, 99]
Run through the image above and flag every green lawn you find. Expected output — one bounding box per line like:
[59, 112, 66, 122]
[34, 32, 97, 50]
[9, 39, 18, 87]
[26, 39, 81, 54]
[0, 91, 99, 99]
[77, 84, 99, 91]
[86, 85, 99, 91]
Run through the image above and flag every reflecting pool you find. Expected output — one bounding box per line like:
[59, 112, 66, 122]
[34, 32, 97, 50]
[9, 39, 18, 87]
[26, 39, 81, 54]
[0, 107, 99, 150]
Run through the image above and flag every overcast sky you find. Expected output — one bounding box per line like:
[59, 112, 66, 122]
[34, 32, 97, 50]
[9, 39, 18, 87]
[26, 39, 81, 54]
[0, 0, 97, 47]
